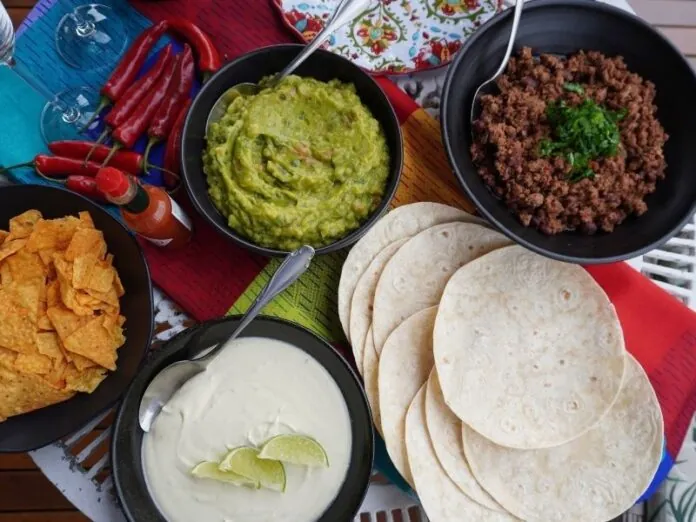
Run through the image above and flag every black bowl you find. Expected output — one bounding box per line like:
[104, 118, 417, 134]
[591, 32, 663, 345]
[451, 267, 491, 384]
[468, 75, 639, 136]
[181, 44, 403, 257]
[441, 0, 696, 264]
[112, 316, 374, 522]
[0, 184, 153, 452]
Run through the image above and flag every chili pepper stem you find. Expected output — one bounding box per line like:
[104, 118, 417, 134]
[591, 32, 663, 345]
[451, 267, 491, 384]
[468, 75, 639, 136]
[34, 168, 66, 184]
[85, 129, 111, 165]
[143, 138, 161, 175]
[78, 96, 111, 133]
[101, 143, 123, 168]
[0, 161, 34, 174]
[145, 162, 180, 180]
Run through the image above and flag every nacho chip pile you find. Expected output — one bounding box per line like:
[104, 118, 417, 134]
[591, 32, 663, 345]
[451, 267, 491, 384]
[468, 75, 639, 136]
[0, 210, 126, 422]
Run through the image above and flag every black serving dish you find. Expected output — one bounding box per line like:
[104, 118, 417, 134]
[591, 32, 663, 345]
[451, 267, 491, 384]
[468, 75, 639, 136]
[0, 184, 153, 452]
[441, 0, 696, 264]
[181, 44, 403, 257]
[112, 315, 374, 522]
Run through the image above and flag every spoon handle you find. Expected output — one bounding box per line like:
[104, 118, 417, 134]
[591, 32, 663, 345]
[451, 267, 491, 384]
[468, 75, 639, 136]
[492, 0, 524, 80]
[276, 0, 372, 81]
[197, 245, 315, 361]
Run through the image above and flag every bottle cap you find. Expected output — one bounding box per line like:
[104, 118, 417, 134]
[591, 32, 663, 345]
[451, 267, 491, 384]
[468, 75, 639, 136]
[96, 167, 131, 198]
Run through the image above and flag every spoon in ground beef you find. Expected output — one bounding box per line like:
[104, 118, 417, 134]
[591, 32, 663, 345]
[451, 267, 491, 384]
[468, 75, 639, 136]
[470, 47, 668, 235]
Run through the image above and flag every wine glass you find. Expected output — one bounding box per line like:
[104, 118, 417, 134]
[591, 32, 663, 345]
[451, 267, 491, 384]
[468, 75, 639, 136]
[55, 2, 128, 71]
[0, 1, 101, 144]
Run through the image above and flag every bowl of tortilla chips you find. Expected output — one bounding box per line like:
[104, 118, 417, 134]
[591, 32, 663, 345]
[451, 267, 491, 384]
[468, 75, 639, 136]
[0, 184, 153, 452]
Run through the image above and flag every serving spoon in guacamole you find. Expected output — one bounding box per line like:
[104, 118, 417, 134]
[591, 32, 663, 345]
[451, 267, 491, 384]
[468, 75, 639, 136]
[205, 0, 372, 134]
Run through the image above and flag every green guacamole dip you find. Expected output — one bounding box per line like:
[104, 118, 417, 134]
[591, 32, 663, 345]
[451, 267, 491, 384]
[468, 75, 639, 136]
[203, 75, 391, 251]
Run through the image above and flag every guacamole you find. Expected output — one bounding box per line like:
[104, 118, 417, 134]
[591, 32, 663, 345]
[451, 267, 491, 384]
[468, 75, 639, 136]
[203, 75, 391, 251]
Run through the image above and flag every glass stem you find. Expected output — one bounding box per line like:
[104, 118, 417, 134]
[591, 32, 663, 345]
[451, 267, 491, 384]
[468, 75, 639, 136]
[72, 11, 95, 38]
[3, 59, 73, 118]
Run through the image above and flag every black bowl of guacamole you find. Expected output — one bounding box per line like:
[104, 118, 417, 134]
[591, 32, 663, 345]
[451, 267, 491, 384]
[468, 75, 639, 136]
[182, 44, 403, 256]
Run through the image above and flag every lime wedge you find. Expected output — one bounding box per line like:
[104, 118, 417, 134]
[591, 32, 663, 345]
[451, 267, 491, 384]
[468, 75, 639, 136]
[258, 434, 329, 468]
[191, 461, 259, 488]
[219, 446, 286, 492]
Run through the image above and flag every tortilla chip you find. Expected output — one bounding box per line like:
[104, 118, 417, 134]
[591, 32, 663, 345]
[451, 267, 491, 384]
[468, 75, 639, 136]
[46, 280, 60, 308]
[7, 210, 42, 240]
[65, 228, 106, 262]
[5, 278, 43, 323]
[52, 253, 73, 282]
[46, 306, 91, 343]
[103, 314, 126, 349]
[78, 211, 95, 229]
[64, 316, 118, 371]
[85, 286, 120, 308]
[37, 248, 57, 267]
[0, 230, 8, 245]
[0, 239, 27, 263]
[0, 289, 37, 353]
[73, 255, 98, 290]
[58, 276, 95, 316]
[65, 366, 107, 393]
[25, 217, 81, 252]
[86, 261, 114, 293]
[0, 347, 17, 370]
[6, 250, 45, 283]
[0, 263, 12, 286]
[0, 366, 74, 420]
[41, 357, 69, 390]
[36, 332, 64, 361]
[14, 353, 53, 375]
[71, 353, 97, 371]
[112, 270, 125, 297]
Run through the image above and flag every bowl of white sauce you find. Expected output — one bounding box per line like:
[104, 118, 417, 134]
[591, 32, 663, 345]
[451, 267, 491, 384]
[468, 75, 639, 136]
[112, 316, 374, 522]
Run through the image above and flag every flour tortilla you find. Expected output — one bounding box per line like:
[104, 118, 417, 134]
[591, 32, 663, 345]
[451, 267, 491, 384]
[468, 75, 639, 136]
[378, 306, 437, 486]
[362, 326, 382, 434]
[372, 222, 510, 354]
[349, 239, 407, 375]
[405, 386, 519, 522]
[338, 203, 480, 342]
[425, 371, 504, 512]
[434, 245, 626, 449]
[464, 354, 663, 522]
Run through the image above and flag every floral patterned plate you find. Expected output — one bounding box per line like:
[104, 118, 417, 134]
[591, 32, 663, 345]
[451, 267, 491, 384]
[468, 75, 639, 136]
[273, 0, 503, 75]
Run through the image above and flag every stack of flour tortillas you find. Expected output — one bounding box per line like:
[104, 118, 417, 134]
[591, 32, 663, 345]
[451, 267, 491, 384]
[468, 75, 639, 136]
[338, 202, 665, 522]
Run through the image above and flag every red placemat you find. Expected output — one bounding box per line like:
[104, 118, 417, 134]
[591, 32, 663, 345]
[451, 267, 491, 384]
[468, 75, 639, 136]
[130, 0, 696, 459]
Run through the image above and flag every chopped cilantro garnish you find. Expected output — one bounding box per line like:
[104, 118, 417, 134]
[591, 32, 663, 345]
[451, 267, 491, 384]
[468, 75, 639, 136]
[539, 99, 626, 182]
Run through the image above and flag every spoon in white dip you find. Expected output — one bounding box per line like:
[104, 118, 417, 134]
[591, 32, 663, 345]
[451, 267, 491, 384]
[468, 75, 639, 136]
[205, 0, 373, 135]
[139, 245, 316, 432]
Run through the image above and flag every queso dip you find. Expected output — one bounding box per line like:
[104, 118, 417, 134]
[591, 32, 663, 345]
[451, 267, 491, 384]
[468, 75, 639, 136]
[142, 337, 353, 522]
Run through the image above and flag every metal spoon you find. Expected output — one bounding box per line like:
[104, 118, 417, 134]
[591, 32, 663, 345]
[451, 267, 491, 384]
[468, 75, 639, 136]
[138, 245, 316, 432]
[205, 0, 372, 134]
[470, 0, 524, 134]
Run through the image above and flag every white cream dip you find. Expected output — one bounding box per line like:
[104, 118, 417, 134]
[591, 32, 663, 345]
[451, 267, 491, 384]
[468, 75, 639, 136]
[142, 336, 353, 522]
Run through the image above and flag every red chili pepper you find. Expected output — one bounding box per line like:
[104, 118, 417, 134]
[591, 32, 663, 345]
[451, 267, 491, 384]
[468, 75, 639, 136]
[145, 45, 195, 163]
[105, 43, 174, 130]
[163, 99, 191, 189]
[165, 17, 221, 76]
[0, 155, 103, 178]
[48, 141, 144, 176]
[81, 21, 169, 132]
[102, 21, 169, 103]
[111, 53, 179, 151]
[65, 175, 109, 203]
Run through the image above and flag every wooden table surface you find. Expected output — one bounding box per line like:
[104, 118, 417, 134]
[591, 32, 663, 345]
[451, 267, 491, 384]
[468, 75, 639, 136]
[3, 0, 696, 520]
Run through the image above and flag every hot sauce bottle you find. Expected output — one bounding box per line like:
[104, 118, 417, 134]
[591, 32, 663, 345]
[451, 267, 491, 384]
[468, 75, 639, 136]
[95, 167, 193, 249]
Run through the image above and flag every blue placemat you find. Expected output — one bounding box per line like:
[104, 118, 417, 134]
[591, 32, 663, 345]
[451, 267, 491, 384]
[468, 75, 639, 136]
[1, 0, 173, 194]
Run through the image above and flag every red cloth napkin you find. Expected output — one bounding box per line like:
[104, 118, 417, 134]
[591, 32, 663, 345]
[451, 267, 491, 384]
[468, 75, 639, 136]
[130, 0, 696, 458]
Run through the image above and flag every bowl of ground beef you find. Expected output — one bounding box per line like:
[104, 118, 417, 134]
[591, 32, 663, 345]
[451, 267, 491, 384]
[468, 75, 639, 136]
[441, 0, 696, 263]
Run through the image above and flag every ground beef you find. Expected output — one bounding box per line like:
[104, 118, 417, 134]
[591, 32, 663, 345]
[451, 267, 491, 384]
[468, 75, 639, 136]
[471, 47, 668, 235]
